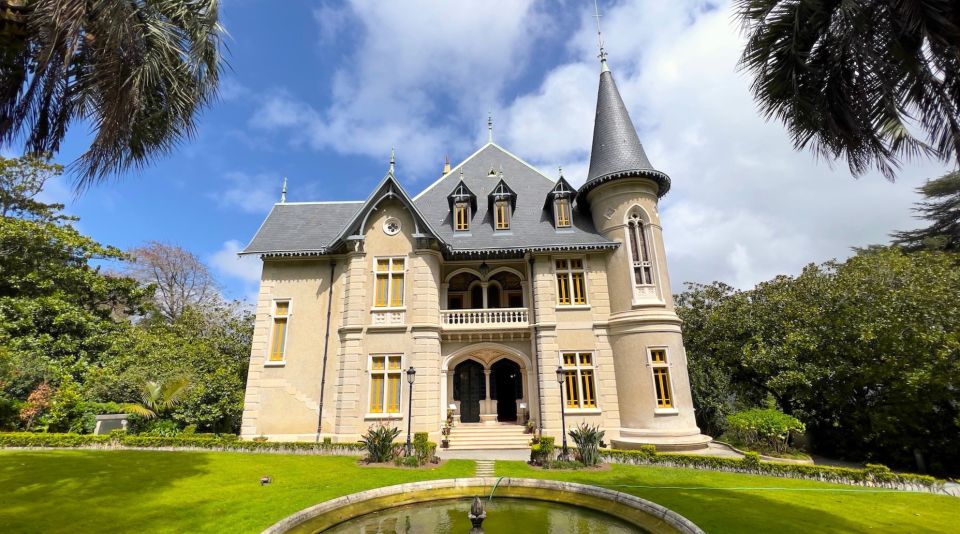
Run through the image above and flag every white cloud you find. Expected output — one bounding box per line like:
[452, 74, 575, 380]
[243, 0, 943, 293]
[215, 171, 281, 214]
[249, 0, 548, 178]
[500, 0, 944, 290]
[209, 239, 262, 303]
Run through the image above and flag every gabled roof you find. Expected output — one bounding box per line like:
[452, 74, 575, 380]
[413, 143, 616, 255]
[447, 171, 478, 212]
[543, 175, 577, 210]
[579, 62, 671, 204]
[487, 177, 517, 212]
[242, 143, 619, 259]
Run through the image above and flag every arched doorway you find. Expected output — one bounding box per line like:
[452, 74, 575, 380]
[453, 360, 484, 423]
[491, 359, 522, 422]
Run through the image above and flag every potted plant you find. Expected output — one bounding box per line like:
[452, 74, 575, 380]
[524, 419, 536, 434]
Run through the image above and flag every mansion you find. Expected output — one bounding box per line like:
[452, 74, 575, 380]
[238, 56, 711, 451]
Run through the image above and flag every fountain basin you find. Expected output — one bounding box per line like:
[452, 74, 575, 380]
[263, 477, 704, 534]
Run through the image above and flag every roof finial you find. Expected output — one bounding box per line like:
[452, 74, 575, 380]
[389, 147, 396, 174]
[443, 155, 451, 176]
[459, 167, 464, 181]
[593, 0, 609, 72]
[487, 112, 493, 143]
[280, 177, 287, 203]
[558, 165, 563, 178]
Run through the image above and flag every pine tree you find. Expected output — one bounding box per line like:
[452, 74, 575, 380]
[892, 171, 960, 251]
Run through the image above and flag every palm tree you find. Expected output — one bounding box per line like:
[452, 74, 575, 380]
[735, 1, 960, 181]
[123, 377, 190, 419]
[0, 0, 224, 190]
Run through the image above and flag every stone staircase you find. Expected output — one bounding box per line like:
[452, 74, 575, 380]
[446, 423, 531, 450]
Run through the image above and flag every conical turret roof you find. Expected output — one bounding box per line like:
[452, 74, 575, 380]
[580, 60, 671, 204]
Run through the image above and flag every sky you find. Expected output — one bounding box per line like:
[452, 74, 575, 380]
[35, 0, 951, 303]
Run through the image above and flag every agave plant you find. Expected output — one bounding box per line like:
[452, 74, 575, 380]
[0, 0, 224, 190]
[360, 424, 401, 463]
[123, 377, 190, 420]
[568, 423, 605, 467]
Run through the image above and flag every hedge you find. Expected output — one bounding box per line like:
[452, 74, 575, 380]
[601, 446, 943, 493]
[0, 432, 364, 455]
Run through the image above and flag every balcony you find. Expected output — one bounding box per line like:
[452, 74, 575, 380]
[439, 308, 530, 341]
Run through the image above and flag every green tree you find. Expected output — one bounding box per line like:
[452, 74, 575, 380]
[892, 171, 960, 251]
[736, 1, 960, 180]
[0, 0, 225, 189]
[678, 248, 960, 475]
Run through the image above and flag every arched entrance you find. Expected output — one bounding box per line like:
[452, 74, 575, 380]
[453, 360, 484, 423]
[491, 359, 521, 422]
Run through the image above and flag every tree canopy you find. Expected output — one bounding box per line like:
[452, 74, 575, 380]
[892, 170, 960, 251]
[0, 0, 225, 190]
[0, 155, 251, 434]
[679, 248, 960, 475]
[736, 0, 960, 180]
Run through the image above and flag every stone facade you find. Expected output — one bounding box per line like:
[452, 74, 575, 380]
[239, 57, 711, 450]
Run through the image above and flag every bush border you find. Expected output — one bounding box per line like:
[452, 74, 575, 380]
[0, 432, 364, 455]
[601, 446, 945, 493]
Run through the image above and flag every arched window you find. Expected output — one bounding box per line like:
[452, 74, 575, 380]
[627, 212, 654, 286]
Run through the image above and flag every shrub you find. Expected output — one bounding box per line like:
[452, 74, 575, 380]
[726, 408, 805, 454]
[742, 451, 761, 470]
[412, 432, 436, 466]
[0, 432, 365, 454]
[141, 419, 181, 437]
[360, 425, 401, 463]
[568, 423, 605, 467]
[530, 436, 555, 466]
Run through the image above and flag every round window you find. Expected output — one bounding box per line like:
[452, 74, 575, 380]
[383, 217, 401, 236]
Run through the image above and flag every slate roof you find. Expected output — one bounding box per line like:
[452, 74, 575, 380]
[580, 64, 671, 202]
[414, 143, 617, 256]
[242, 201, 363, 256]
[240, 143, 618, 258]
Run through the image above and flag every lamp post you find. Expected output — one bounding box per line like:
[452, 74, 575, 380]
[405, 366, 416, 456]
[555, 366, 569, 461]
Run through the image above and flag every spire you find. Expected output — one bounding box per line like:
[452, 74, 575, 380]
[581, 58, 671, 200]
[593, 0, 609, 72]
[389, 148, 396, 174]
[280, 177, 287, 203]
[487, 113, 493, 143]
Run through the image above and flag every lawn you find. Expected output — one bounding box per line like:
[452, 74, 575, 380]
[1, 450, 956, 533]
[495, 461, 959, 533]
[0, 450, 473, 533]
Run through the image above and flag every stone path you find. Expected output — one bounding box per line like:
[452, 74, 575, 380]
[475, 460, 495, 477]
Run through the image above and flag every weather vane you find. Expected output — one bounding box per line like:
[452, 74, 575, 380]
[593, 0, 608, 64]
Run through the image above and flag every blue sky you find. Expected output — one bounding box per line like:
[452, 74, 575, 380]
[37, 0, 949, 303]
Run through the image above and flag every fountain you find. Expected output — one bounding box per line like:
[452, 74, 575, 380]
[468, 496, 486, 531]
[264, 478, 704, 534]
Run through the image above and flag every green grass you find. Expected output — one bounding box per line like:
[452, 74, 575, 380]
[0, 450, 955, 533]
[0, 450, 474, 534]
[494, 461, 958, 533]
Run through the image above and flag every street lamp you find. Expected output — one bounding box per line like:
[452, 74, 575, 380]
[555, 365, 569, 461]
[405, 366, 417, 456]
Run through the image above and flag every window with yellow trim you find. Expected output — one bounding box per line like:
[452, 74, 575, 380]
[454, 202, 470, 231]
[374, 257, 405, 308]
[369, 355, 402, 413]
[494, 200, 510, 230]
[269, 300, 290, 362]
[555, 198, 571, 228]
[561, 352, 597, 409]
[649, 348, 673, 408]
[555, 258, 587, 305]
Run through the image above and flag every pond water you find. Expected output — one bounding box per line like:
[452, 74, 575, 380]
[319, 497, 646, 533]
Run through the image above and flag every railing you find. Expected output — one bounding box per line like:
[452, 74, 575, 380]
[440, 307, 529, 329]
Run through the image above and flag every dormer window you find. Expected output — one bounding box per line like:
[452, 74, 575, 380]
[488, 178, 517, 232]
[544, 176, 577, 230]
[447, 171, 477, 233]
[495, 200, 510, 230]
[454, 202, 470, 231]
[555, 198, 571, 228]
